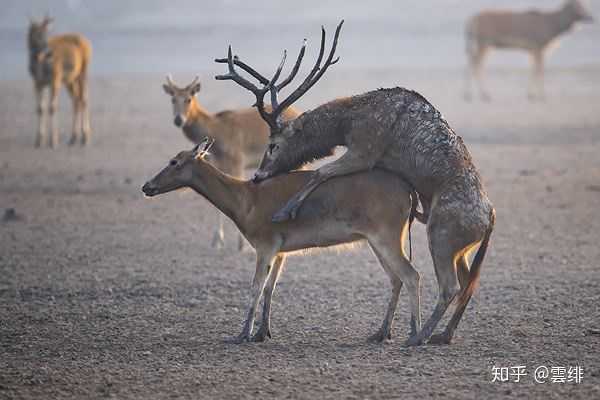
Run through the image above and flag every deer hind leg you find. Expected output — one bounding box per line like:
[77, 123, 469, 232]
[406, 209, 469, 346]
[79, 75, 91, 145]
[252, 255, 285, 342]
[48, 82, 61, 148]
[66, 82, 82, 146]
[428, 248, 478, 345]
[272, 150, 376, 222]
[368, 237, 421, 343]
[233, 248, 278, 343]
[472, 46, 491, 102]
[529, 50, 545, 101]
[34, 85, 47, 148]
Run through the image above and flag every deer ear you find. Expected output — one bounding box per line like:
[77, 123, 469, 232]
[162, 84, 174, 96]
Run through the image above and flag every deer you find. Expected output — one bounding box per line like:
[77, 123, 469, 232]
[162, 75, 300, 250]
[142, 137, 421, 344]
[215, 20, 495, 346]
[27, 16, 92, 147]
[464, 0, 594, 101]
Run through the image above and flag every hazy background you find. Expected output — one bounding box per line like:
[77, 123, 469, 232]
[2, 0, 599, 79]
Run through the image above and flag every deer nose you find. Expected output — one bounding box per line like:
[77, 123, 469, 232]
[174, 115, 183, 127]
[252, 171, 268, 183]
[142, 182, 158, 196]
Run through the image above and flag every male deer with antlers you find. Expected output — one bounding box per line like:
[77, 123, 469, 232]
[216, 21, 495, 346]
[465, 0, 594, 101]
[143, 138, 420, 343]
[28, 16, 92, 147]
[162, 75, 299, 250]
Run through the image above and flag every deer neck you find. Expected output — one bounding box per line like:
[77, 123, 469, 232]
[551, 4, 578, 35]
[188, 160, 250, 231]
[183, 99, 215, 143]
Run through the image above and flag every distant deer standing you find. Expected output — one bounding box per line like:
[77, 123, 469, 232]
[28, 16, 92, 147]
[217, 21, 495, 346]
[162, 76, 300, 250]
[465, 0, 594, 101]
[143, 138, 421, 344]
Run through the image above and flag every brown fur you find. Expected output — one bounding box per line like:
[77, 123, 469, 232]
[163, 76, 300, 250]
[28, 17, 92, 147]
[142, 143, 421, 343]
[465, 0, 594, 101]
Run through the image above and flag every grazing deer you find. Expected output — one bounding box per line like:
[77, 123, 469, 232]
[142, 138, 421, 344]
[216, 21, 495, 346]
[27, 16, 92, 147]
[162, 75, 300, 250]
[465, 0, 594, 101]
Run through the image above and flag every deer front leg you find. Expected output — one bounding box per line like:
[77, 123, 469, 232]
[252, 255, 285, 342]
[211, 213, 225, 249]
[272, 151, 377, 222]
[233, 249, 278, 343]
[48, 83, 60, 148]
[34, 85, 46, 147]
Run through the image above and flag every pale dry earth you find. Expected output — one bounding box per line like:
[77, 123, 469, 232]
[1, 65, 600, 399]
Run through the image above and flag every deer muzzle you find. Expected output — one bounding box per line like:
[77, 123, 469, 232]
[142, 182, 159, 197]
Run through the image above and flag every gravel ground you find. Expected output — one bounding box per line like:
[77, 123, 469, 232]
[1, 67, 600, 399]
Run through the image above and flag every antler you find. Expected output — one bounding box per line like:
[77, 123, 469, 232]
[215, 20, 344, 134]
[166, 74, 176, 88]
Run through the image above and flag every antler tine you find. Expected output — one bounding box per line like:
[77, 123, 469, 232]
[215, 46, 279, 130]
[275, 20, 344, 115]
[276, 39, 307, 92]
[166, 74, 176, 87]
[215, 56, 270, 85]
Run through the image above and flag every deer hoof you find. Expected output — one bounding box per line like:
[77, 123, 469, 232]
[428, 333, 452, 345]
[251, 328, 271, 342]
[68, 135, 78, 146]
[404, 335, 425, 347]
[367, 330, 392, 343]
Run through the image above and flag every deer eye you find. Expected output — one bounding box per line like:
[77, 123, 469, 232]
[169, 159, 177, 166]
[268, 144, 278, 155]
[185, 98, 191, 104]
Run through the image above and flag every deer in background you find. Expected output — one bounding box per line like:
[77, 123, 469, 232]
[28, 16, 92, 147]
[142, 138, 420, 343]
[465, 0, 594, 101]
[162, 75, 300, 250]
[217, 21, 495, 346]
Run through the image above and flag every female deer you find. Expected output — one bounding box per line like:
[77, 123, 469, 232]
[162, 75, 300, 250]
[142, 138, 421, 344]
[28, 16, 92, 147]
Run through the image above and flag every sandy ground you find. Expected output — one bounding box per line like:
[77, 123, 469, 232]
[1, 66, 600, 399]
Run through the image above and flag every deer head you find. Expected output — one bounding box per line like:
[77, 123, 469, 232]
[142, 137, 213, 196]
[215, 20, 344, 182]
[162, 75, 201, 127]
[565, 0, 594, 23]
[28, 15, 53, 52]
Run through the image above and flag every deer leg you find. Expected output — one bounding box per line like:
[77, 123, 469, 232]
[272, 151, 376, 222]
[80, 80, 91, 145]
[368, 225, 421, 342]
[211, 213, 226, 249]
[252, 255, 285, 342]
[48, 83, 60, 148]
[473, 46, 490, 102]
[530, 50, 545, 101]
[66, 83, 81, 146]
[233, 249, 278, 343]
[34, 85, 46, 148]
[406, 214, 463, 347]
